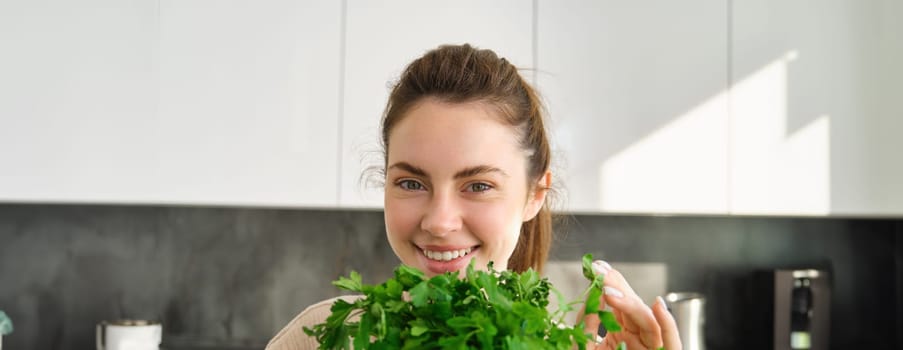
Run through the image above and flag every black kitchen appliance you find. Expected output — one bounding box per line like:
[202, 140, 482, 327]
[748, 269, 831, 350]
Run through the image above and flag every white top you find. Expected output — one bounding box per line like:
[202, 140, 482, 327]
[266, 295, 363, 350]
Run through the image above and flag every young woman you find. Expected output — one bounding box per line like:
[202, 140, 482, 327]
[267, 44, 681, 350]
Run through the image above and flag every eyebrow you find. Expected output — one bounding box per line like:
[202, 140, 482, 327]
[453, 165, 509, 179]
[387, 162, 509, 179]
[388, 162, 428, 177]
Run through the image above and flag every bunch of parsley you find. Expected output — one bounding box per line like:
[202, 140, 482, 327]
[304, 254, 622, 350]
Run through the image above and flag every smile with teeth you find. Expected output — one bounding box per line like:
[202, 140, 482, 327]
[422, 247, 474, 262]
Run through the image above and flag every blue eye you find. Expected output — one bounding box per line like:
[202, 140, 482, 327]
[466, 183, 492, 193]
[398, 180, 424, 191]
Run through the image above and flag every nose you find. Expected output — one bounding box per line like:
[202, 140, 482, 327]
[420, 190, 463, 237]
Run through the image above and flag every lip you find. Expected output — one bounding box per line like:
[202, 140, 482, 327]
[415, 244, 479, 275]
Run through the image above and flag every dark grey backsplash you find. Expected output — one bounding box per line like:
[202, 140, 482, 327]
[0, 204, 900, 349]
[549, 215, 902, 349]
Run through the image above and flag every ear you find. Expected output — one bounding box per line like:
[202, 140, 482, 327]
[522, 171, 552, 222]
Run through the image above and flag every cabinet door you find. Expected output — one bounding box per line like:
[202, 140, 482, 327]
[866, 0, 903, 215]
[0, 0, 158, 203]
[730, 0, 903, 215]
[340, 0, 534, 208]
[537, 0, 729, 214]
[157, 0, 343, 207]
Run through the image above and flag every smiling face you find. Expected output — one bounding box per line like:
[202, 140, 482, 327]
[384, 98, 547, 277]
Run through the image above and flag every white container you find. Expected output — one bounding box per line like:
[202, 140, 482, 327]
[96, 320, 161, 350]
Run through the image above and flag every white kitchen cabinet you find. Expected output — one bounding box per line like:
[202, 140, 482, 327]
[4, 0, 898, 215]
[730, 0, 903, 216]
[0, 0, 344, 207]
[156, 0, 343, 207]
[865, 0, 903, 215]
[339, 0, 535, 208]
[536, 0, 730, 214]
[0, 0, 159, 203]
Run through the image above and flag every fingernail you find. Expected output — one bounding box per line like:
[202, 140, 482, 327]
[657, 296, 672, 312]
[592, 260, 612, 276]
[603, 286, 624, 298]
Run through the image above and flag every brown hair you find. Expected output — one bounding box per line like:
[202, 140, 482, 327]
[380, 44, 554, 274]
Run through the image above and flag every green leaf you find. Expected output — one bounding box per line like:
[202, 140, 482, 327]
[401, 336, 428, 350]
[584, 286, 602, 315]
[332, 271, 363, 292]
[409, 281, 429, 308]
[582, 253, 595, 281]
[385, 277, 403, 298]
[550, 286, 570, 313]
[474, 315, 497, 348]
[395, 265, 425, 288]
[312, 298, 358, 350]
[437, 334, 470, 349]
[598, 310, 622, 332]
[354, 312, 373, 349]
[578, 253, 623, 336]
[410, 324, 428, 337]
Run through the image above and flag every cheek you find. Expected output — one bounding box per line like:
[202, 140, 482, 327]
[384, 198, 420, 243]
[468, 201, 524, 252]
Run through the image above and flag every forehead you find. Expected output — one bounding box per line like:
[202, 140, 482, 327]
[387, 99, 526, 174]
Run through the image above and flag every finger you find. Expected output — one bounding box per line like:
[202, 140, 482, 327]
[591, 260, 612, 310]
[594, 262, 641, 335]
[614, 308, 625, 330]
[581, 300, 605, 350]
[596, 264, 638, 302]
[610, 303, 640, 338]
[599, 266, 663, 348]
[585, 335, 606, 350]
[602, 335, 645, 350]
[606, 293, 661, 348]
[654, 296, 682, 350]
[583, 322, 607, 350]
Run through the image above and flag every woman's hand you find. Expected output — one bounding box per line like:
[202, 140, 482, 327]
[579, 260, 682, 350]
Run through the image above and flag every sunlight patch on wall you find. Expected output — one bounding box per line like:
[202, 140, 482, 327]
[730, 51, 831, 215]
[598, 50, 831, 215]
[598, 92, 729, 213]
